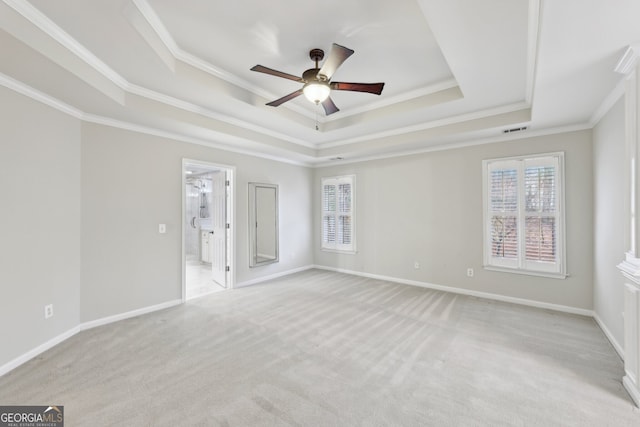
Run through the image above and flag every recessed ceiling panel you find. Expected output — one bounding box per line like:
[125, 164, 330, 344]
[148, 0, 455, 111]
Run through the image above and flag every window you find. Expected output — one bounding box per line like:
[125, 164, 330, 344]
[321, 175, 355, 252]
[483, 153, 566, 278]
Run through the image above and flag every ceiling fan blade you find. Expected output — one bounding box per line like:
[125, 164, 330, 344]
[251, 65, 303, 82]
[321, 97, 340, 115]
[331, 82, 385, 95]
[266, 89, 303, 107]
[318, 43, 354, 80]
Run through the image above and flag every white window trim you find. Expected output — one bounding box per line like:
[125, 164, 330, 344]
[482, 152, 567, 279]
[321, 175, 356, 254]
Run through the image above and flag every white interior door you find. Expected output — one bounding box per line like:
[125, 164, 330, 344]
[211, 171, 227, 287]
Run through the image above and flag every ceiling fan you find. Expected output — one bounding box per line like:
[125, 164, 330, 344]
[250, 43, 385, 115]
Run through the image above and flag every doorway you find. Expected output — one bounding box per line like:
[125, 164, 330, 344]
[182, 159, 234, 300]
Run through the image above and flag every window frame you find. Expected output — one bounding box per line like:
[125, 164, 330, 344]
[321, 175, 356, 253]
[482, 152, 567, 279]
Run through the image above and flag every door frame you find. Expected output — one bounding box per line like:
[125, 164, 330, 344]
[182, 158, 235, 301]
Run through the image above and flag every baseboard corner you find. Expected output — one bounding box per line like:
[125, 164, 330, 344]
[236, 264, 315, 288]
[593, 312, 624, 361]
[0, 299, 183, 378]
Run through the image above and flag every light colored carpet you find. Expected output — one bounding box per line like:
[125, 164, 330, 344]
[0, 269, 638, 426]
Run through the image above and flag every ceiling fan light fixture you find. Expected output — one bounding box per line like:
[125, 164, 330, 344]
[303, 81, 330, 104]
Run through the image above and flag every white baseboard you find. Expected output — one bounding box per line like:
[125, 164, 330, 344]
[593, 312, 624, 361]
[0, 299, 182, 378]
[313, 265, 594, 317]
[624, 375, 640, 406]
[313, 266, 629, 362]
[79, 299, 182, 331]
[236, 265, 315, 288]
[0, 269, 624, 378]
[0, 326, 81, 377]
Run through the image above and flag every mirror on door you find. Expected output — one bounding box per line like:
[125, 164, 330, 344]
[248, 182, 278, 267]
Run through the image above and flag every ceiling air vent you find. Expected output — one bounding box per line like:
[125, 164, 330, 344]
[503, 126, 528, 134]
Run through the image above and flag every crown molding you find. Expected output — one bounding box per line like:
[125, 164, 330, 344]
[130, 0, 178, 53]
[2, 0, 576, 168]
[2, 0, 128, 89]
[2, 68, 592, 170]
[0, 71, 313, 166]
[127, 0, 317, 122]
[526, 0, 541, 104]
[317, 101, 531, 150]
[128, 0, 463, 125]
[312, 122, 591, 167]
[590, 77, 626, 126]
[126, 83, 316, 149]
[130, 0, 256, 91]
[2, 0, 315, 148]
[4, 0, 500, 151]
[615, 44, 640, 76]
[0, 72, 83, 119]
[82, 114, 313, 167]
[324, 79, 460, 121]
[2, 0, 319, 150]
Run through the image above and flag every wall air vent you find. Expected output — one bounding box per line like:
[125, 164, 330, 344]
[503, 126, 528, 134]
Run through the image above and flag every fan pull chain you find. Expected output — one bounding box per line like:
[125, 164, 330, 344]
[315, 108, 319, 131]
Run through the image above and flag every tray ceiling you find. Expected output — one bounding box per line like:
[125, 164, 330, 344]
[1, 0, 638, 165]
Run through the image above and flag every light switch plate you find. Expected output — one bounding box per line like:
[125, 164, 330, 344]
[159, 224, 166, 234]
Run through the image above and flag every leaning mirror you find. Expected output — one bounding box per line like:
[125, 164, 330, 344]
[249, 183, 279, 267]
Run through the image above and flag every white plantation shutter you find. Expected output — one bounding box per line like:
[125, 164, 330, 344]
[524, 161, 557, 268]
[489, 165, 519, 265]
[483, 154, 565, 277]
[322, 176, 355, 251]
[322, 183, 336, 245]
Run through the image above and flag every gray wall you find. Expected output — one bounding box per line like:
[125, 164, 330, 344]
[0, 87, 313, 368]
[593, 97, 626, 347]
[80, 123, 314, 322]
[314, 130, 594, 310]
[0, 84, 606, 371]
[0, 86, 81, 365]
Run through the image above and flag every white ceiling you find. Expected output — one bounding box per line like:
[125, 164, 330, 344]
[0, 0, 638, 165]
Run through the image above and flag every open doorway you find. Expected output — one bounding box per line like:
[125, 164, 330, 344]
[182, 159, 234, 300]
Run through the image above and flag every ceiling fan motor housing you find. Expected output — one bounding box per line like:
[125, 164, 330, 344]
[303, 68, 326, 82]
[309, 48, 325, 63]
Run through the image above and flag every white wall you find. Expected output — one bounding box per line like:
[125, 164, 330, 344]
[593, 96, 626, 348]
[0, 86, 81, 366]
[314, 130, 594, 310]
[80, 123, 314, 322]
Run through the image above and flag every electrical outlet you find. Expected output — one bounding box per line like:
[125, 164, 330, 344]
[414, 262, 420, 269]
[44, 304, 53, 319]
[467, 268, 474, 277]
